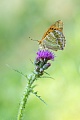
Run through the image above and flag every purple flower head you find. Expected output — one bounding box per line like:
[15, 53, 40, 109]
[36, 49, 55, 61]
[34, 49, 55, 74]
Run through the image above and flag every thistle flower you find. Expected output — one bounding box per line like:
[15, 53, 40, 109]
[36, 49, 54, 60]
[17, 49, 55, 120]
[34, 49, 54, 75]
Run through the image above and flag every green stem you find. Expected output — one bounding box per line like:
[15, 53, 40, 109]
[17, 85, 30, 120]
[17, 73, 36, 120]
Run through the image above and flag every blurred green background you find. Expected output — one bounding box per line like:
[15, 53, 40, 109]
[0, 0, 80, 120]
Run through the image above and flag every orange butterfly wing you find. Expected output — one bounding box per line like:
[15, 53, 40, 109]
[38, 20, 65, 51]
[41, 20, 63, 40]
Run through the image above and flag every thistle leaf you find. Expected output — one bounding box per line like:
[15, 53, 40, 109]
[40, 76, 55, 80]
[32, 91, 47, 105]
[6, 64, 28, 79]
[31, 84, 37, 89]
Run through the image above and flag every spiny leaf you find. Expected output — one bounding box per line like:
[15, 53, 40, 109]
[40, 76, 55, 80]
[43, 71, 55, 80]
[44, 71, 50, 75]
[31, 84, 37, 89]
[32, 91, 47, 105]
[6, 64, 28, 79]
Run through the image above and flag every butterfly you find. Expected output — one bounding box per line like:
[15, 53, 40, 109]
[38, 20, 66, 51]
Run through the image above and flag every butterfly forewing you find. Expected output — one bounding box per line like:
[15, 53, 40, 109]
[53, 20, 63, 32]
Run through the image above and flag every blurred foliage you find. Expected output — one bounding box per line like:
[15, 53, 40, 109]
[0, 0, 80, 120]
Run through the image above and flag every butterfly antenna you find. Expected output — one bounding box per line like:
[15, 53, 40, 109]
[29, 37, 38, 42]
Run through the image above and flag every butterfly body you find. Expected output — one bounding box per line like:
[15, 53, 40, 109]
[38, 20, 66, 51]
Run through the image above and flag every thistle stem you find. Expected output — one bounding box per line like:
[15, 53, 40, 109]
[17, 73, 36, 120]
[17, 86, 30, 120]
